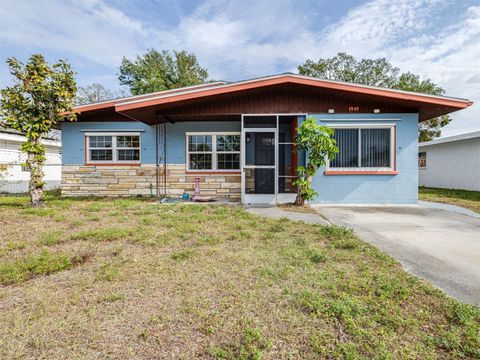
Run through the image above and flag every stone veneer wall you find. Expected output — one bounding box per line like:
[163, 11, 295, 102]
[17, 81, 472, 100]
[61, 164, 241, 199]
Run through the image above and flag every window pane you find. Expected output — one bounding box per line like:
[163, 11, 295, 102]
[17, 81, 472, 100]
[189, 153, 212, 170]
[217, 153, 240, 170]
[331, 129, 358, 168]
[245, 132, 275, 166]
[243, 116, 277, 128]
[361, 129, 390, 167]
[245, 168, 274, 194]
[279, 116, 298, 143]
[279, 176, 298, 193]
[89, 136, 112, 148]
[118, 149, 140, 161]
[188, 135, 212, 152]
[217, 135, 240, 152]
[117, 136, 139, 148]
[279, 144, 298, 176]
[90, 149, 112, 161]
[418, 152, 426, 168]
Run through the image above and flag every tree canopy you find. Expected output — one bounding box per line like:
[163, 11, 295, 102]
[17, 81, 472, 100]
[0, 54, 77, 206]
[118, 49, 209, 95]
[298, 53, 450, 141]
[75, 83, 124, 105]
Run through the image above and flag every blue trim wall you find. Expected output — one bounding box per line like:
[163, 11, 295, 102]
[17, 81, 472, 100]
[61, 121, 241, 165]
[310, 113, 419, 204]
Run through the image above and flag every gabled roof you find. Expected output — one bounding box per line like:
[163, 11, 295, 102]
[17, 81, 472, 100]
[72, 73, 473, 122]
[419, 130, 480, 147]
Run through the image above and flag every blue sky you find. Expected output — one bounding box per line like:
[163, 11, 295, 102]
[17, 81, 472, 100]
[1, 0, 479, 136]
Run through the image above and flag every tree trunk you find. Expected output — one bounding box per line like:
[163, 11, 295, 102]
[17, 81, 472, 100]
[28, 139, 45, 208]
[295, 192, 304, 206]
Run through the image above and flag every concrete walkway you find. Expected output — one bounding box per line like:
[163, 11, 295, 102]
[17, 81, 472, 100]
[245, 202, 480, 305]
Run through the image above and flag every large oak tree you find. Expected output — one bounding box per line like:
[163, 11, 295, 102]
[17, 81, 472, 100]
[298, 53, 450, 142]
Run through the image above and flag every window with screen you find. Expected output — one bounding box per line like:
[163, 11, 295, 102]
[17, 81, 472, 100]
[330, 126, 394, 170]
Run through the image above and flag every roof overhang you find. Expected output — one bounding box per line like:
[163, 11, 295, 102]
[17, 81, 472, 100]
[72, 74, 473, 123]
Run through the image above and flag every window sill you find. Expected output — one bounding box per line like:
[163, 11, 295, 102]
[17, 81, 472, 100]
[324, 170, 399, 176]
[186, 171, 241, 175]
[84, 163, 141, 166]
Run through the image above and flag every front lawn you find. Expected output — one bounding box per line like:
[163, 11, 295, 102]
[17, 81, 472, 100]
[0, 195, 479, 359]
[419, 186, 480, 214]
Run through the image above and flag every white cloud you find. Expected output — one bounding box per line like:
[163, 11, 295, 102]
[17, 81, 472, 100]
[0, 0, 153, 66]
[317, 1, 480, 136]
[0, 0, 478, 135]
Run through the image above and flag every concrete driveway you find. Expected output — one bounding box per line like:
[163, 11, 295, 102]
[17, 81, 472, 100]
[313, 202, 480, 305]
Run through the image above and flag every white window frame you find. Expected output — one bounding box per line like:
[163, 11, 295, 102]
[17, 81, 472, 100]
[85, 132, 141, 164]
[325, 124, 395, 172]
[186, 132, 241, 172]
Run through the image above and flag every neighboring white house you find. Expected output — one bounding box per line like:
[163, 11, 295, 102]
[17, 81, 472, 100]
[0, 130, 62, 193]
[419, 131, 480, 191]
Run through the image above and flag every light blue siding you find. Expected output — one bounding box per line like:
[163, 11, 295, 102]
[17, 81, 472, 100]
[310, 113, 419, 204]
[61, 121, 241, 165]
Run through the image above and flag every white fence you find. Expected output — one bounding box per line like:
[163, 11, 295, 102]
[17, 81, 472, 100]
[0, 148, 62, 193]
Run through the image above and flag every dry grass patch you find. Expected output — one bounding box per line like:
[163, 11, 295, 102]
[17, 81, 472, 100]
[0, 194, 478, 359]
[419, 186, 480, 213]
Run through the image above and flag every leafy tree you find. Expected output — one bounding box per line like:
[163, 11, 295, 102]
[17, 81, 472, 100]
[118, 49, 209, 95]
[298, 53, 450, 141]
[294, 117, 338, 205]
[0, 54, 76, 207]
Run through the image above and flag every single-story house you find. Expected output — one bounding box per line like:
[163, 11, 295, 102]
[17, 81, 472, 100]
[61, 73, 472, 204]
[419, 131, 480, 191]
[0, 129, 61, 193]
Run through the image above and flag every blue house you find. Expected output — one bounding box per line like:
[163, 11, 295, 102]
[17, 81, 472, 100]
[61, 74, 472, 204]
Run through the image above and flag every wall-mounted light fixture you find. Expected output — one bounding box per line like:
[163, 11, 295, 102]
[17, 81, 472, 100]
[328, 109, 335, 114]
[373, 109, 380, 113]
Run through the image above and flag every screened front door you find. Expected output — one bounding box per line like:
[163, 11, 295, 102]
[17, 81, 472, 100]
[241, 114, 303, 204]
[243, 130, 276, 204]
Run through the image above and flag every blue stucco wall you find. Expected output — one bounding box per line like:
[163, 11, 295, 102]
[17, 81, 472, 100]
[310, 113, 419, 204]
[61, 121, 241, 165]
[61, 114, 418, 204]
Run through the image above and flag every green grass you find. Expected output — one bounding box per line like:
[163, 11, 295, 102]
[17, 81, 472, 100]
[419, 186, 480, 213]
[0, 195, 478, 359]
[0, 250, 74, 285]
[71, 227, 134, 242]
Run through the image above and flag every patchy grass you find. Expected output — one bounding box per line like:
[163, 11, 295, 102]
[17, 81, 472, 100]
[277, 203, 318, 214]
[0, 250, 82, 285]
[419, 186, 480, 213]
[0, 195, 479, 359]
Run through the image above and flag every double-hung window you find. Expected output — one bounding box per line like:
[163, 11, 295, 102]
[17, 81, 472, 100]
[328, 125, 395, 172]
[187, 133, 240, 171]
[86, 133, 140, 164]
